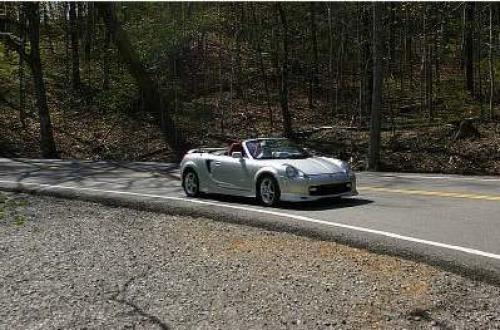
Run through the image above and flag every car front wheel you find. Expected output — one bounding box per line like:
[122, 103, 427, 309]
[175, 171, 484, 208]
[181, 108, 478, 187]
[257, 175, 280, 206]
[183, 169, 200, 197]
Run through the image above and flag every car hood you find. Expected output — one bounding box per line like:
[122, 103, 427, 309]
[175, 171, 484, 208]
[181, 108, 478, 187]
[281, 157, 344, 175]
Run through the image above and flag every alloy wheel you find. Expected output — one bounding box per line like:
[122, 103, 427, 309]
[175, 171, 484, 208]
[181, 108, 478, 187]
[183, 171, 199, 196]
[260, 177, 277, 205]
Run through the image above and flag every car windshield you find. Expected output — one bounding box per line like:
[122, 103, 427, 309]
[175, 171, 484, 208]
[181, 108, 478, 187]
[245, 139, 310, 159]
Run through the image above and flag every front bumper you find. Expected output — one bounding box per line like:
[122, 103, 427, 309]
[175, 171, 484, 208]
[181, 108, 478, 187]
[278, 173, 358, 202]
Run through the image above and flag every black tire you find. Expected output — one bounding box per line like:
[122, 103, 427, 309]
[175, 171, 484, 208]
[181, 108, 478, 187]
[256, 175, 281, 207]
[182, 169, 200, 197]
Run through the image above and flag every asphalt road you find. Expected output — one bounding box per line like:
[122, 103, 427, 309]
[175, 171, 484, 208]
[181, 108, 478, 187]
[1, 157, 500, 281]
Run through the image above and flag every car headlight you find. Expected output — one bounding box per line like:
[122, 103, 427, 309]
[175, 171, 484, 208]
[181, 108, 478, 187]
[285, 166, 298, 178]
[340, 161, 354, 177]
[285, 165, 306, 179]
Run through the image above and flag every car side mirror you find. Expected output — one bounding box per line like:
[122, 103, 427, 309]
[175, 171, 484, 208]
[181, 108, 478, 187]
[232, 151, 243, 159]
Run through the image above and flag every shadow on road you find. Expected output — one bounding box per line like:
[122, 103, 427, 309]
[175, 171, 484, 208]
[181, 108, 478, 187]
[0, 158, 180, 188]
[280, 197, 373, 211]
[198, 194, 373, 211]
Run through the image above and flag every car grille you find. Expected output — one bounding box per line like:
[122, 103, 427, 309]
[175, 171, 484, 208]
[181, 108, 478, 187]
[309, 182, 351, 196]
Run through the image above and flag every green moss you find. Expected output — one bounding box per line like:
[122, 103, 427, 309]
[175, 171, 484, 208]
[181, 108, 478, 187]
[0, 193, 29, 225]
[14, 199, 28, 207]
[5, 198, 29, 209]
[14, 214, 26, 226]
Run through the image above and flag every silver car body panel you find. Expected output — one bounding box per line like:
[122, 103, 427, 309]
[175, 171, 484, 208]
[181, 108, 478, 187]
[181, 138, 358, 202]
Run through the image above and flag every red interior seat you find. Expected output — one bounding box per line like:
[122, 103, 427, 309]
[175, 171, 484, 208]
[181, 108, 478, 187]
[228, 142, 244, 156]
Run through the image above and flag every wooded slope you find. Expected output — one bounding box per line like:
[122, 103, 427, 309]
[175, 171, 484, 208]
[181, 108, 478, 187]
[1, 2, 499, 173]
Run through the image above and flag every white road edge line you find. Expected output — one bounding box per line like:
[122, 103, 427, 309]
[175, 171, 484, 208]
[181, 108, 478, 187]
[2, 179, 500, 261]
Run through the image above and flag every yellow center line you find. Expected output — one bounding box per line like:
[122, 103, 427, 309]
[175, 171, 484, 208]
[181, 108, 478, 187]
[362, 186, 500, 201]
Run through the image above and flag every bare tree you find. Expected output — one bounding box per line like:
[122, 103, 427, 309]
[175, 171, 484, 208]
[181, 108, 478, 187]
[276, 3, 293, 138]
[308, 2, 318, 110]
[327, 3, 334, 116]
[1, 3, 59, 157]
[368, 2, 384, 171]
[489, 4, 495, 120]
[464, 3, 475, 95]
[250, 3, 273, 130]
[26, 3, 58, 158]
[68, 2, 81, 90]
[18, 4, 26, 128]
[98, 3, 188, 159]
[102, 26, 110, 90]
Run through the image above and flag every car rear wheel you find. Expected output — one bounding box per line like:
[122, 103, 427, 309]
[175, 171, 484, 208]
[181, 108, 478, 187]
[183, 169, 200, 197]
[257, 175, 280, 206]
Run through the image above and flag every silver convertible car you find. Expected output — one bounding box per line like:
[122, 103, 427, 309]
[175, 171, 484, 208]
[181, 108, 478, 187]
[180, 138, 358, 206]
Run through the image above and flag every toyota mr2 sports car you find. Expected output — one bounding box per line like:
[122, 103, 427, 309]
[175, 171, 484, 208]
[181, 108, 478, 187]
[180, 138, 358, 206]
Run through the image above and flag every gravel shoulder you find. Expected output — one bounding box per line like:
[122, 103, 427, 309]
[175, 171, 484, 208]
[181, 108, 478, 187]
[1, 192, 500, 329]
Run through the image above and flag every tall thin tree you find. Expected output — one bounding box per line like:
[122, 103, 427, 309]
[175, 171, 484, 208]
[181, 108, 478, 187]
[98, 3, 188, 159]
[18, 4, 26, 128]
[26, 3, 58, 158]
[489, 4, 495, 120]
[250, 3, 273, 130]
[464, 3, 475, 95]
[308, 2, 318, 110]
[68, 2, 81, 90]
[368, 2, 384, 170]
[276, 3, 293, 138]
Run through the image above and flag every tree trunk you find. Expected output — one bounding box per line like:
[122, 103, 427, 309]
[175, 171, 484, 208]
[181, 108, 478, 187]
[422, 9, 428, 116]
[251, 4, 273, 130]
[18, 4, 26, 128]
[98, 3, 187, 159]
[464, 3, 475, 95]
[357, 3, 363, 125]
[400, 7, 405, 91]
[308, 2, 318, 110]
[217, 5, 224, 134]
[102, 27, 110, 90]
[327, 3, 334, 117]
[435, 14, 443, 87]
[408, 21, 413, 89]
[26, 2, 58, 158]
[68, 2, 81, 90]
[276, 4, 293, 138]
[389, 3, 395, 72]
[82, 2, 95, 84]
[361, 5, 373, 126]
[489, 4, 495, 120]
[233, 4, 244, 99]
[427, 45, 433, 121]
[478, 6, 483, 117]
[335, 26, 345, 115]
[368, 2, 383, 171]
[63, 2, 70, 91]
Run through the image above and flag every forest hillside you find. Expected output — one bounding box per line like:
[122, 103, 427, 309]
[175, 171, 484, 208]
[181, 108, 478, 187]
[1, 2, 499, 174]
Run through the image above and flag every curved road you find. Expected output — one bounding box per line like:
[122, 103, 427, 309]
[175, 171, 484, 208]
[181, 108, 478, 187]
[1, 158, 500, 281]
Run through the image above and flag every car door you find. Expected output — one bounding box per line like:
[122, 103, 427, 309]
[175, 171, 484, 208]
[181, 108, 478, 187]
[211, 155, 252, 192]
